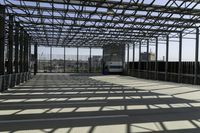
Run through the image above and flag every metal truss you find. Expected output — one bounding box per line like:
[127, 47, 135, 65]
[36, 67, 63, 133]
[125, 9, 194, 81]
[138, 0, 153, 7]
[1, 0, 200, 47]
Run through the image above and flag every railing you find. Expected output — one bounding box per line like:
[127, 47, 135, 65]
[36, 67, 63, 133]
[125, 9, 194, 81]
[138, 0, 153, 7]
[0, 72, 32, 92]
[128, 69, 200, 85]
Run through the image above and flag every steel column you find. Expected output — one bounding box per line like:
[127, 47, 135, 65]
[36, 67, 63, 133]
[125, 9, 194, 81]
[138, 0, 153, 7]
[34, 42, 38, 75]
[165, 35, 169, 81]
[178, 32, 183, 83]
[77, 47, 79, 73]
[50, 46, 52, 72]
[155, 37, 158, 80]
[15, 22, 19, 73]
[194, 28, 199, 85]
[0, 5, 5, 75]
[139, 41, 142, 77]
[8, 15, 14, 74]
[19, 27, 24, 73]
[28, 36, 31, 72]
[89, 47, 92, 73]
[132, 42, 135, 76]
[24, 33, 29, 72]
[102, 47, 105, 74]
[146, 40, 149, 79]
[127, 44, 129, 75]
[64, 46, 66, 73]
[23, 32, 26, 72]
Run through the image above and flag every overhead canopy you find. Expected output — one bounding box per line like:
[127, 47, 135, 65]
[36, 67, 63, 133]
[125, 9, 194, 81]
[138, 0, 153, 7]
[1, 0, 200, 47]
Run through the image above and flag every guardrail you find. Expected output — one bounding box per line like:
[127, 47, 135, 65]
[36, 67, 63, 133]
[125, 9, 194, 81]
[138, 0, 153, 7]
[0, 72, 32, 92]
[128, 69, 200, 85]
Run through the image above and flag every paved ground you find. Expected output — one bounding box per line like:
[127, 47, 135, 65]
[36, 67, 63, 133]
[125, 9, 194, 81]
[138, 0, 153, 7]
[1, 74, 200, 133]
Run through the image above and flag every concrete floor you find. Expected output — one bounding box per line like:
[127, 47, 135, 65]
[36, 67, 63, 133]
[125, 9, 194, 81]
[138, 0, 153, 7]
[0, 74, 200, 133]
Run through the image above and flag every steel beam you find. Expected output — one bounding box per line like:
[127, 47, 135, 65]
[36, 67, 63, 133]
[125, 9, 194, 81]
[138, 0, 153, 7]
[194, 28, 199, 85]
[50, 46, 52, 72]
[77, 47, 79, 73]
[132, 42, 135, 76]
[155, 37, 158, 80]
[146, 40, 149, 79]
[34, 42, 38, 75]
[24, 33, 29, 72]
[8, 15, 14, 74]
[19, 27, 24, 72]
[0, 5, 5, 75]
[28, 36, 31, 72]
[139, 41, 142, 78]
[165, 35, 169, 81]
[89, 47, 92, 73]
[178, 32, 183, 83]
[15, 22, 19, 73]
[127, 44, 129, 75]
[64, 46, 66, 73]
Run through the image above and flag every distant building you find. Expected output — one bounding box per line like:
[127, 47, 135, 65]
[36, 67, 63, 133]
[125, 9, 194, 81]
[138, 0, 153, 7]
[140, 52, 156, 61]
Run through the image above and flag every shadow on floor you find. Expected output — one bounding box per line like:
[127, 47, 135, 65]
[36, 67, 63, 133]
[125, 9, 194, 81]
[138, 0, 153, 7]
[1, 74, 200, 133]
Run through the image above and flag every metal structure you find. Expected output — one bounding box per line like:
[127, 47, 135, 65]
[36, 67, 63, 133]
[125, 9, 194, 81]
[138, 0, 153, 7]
[0, 0, 200, 92]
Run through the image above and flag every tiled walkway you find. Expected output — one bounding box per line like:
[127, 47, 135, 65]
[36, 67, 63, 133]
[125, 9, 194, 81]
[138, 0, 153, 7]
[1, 74, 200, 133]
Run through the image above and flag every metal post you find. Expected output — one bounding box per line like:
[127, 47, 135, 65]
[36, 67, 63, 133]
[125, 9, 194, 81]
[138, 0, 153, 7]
[64, 46, 66, 73]
[178, 32, 182, 83]
[165, 35, 169, 81]
[77, 47, 79, 73]
[155, 37, 158, 80]
[34, 42, 38, 75]
[8, 15, 14, 74]
[50, 46, 52, 72]
[24, 33, 28, 72]
[102, 47, 105, 74]
[127, 44, 129, 75]
[146, 39, 149, 79]
[15, 22, 19, 73]
[89, 47, 92, 73]
[19, 27, 24, 73]
[194, 28, 199, 85]
[132, 42, 135, 76]
[139, 41, 142, 77]
[0, 5, 5, 75]
[28, 36, 31, 72]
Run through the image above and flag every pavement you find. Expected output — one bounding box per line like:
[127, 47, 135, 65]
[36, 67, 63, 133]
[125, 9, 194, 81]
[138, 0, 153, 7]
[0, 73, 200, 133]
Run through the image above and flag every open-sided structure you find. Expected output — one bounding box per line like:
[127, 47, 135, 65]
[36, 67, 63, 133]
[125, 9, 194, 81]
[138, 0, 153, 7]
[0, 0, 200, 92]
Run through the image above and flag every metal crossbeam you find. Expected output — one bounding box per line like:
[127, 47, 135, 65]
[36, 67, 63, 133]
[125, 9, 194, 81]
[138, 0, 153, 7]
[1, 0, 200, 47]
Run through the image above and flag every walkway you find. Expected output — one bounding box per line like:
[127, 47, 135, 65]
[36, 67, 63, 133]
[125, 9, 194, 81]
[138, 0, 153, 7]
[1, 74, 200, 133]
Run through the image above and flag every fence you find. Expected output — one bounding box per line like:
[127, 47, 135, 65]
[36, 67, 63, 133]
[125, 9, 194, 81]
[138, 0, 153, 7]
[128, 61, 200, 85]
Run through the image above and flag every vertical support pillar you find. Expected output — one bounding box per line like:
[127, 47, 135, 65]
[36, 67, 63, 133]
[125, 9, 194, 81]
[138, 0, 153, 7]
[34, 42, 38, 75]
[127, 44, 129, 75]
[194, 28, 199, 85]
[155, 37, 158, 80]
[89, 47, 92, 73]
[19, 27, 24, 73]
[146, 39, 149, 79]
[50, 46, 52, 72]
[132, 42, 135, 76]
[165, 35, 169, 81]
[24, 33, 29, 72]
[0, 5, 5, 75]
[28, 36, 31, 73]
[64, 46, 66, 73]
[15, 22, 19, 73]
[102, 47, 105, 74]
[178, 32, 182, 83]
[77, 47, 79, 73]
[8, 15, 14, 74]
[139, 41, 142, 77]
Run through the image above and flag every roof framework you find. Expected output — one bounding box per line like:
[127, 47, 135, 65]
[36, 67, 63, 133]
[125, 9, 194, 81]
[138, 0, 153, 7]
[1, 0, 200, 47]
